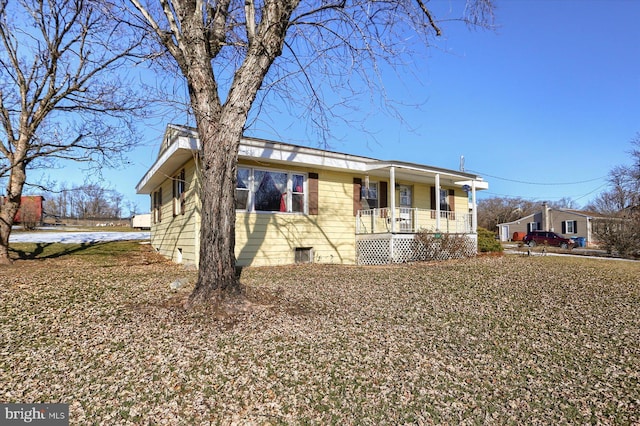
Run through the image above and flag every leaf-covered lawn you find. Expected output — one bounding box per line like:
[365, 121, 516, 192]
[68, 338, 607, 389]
[1, 243, 639, 424]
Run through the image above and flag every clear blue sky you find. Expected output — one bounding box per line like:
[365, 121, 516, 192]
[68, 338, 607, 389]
[36, 0, 640, 214]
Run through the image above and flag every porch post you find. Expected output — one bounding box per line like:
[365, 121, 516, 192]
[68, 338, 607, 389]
[435, 173, 441, 231]
[390, 166, 396, 233]
[471, 180, 478, 233]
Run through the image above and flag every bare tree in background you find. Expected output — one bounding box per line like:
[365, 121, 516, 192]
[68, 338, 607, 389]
[0, 0, 147, 264]
[126, 0, 495, 307]
[548, 197, 579, 210]
[587, 135, 640, 256]
[477, 197, 538, 234]
[43, 182, 127, 220]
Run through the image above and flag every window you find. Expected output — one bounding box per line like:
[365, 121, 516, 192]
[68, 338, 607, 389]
[430, 187, 455, 219]
[173, 169, 186, 216]
[291, 174, 305, 213]
[236, 167, 307, 213]
[236, 167, 250, 210]
[562, 220, 577, 234]
[152, 188, 162, 223]
[255, 170, 287, 211]
[528, 222, 538, 232]
[439, 188, 451, 212]
[439, 188, 455, 219]
[399, 185, 412, 207]
[295, 247, 313, 263]
[361, 182, 378, 210]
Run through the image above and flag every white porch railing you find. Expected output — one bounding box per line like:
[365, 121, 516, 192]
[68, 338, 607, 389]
[356, 208, 472, 235]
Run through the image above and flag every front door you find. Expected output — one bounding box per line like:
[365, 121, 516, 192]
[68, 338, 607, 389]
[399, 185, 412, 231]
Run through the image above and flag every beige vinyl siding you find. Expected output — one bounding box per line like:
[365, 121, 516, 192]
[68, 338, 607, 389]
[150, 159, 200, 265]
[235, 168, 356, 266]
[393, 183, 466, 213]
[413, 183, 429, 209]
[550, 211, 587, 238]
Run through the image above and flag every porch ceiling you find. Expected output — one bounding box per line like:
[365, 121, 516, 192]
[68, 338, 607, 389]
[364, 162, 486, 188]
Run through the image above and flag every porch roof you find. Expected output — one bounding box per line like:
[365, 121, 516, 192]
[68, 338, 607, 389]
[364, 161, 488, 189]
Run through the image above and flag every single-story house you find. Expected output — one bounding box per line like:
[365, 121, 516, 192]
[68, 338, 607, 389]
[1, 195, 45, 227]
[136, 124, 489, 267]
[497, 202, 610, 247]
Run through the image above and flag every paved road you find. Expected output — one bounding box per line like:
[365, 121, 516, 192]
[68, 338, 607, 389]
[504, 244, 638, 262]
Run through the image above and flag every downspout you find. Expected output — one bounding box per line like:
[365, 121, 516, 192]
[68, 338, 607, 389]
[435, 173, 441, 231]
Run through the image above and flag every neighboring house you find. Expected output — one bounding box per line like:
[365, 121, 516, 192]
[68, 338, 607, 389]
[136, 124, 489, 267]
[1, 195, 45, 227]
[497, 202, 610, 247]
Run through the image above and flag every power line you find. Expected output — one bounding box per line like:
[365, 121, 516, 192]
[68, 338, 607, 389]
[573, 183, 610, 202]
[480, 182, 610, 203]
[467, 169, 607, 186]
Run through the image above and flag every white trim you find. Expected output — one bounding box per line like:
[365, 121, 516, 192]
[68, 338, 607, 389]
[136, 136, 199, 194]
[455, 179, 489, 190]
[239, 140, 367, 172]
[471, 180, 478, 233]
[435, 173, 441, 231]
[390, 167, 396, 233]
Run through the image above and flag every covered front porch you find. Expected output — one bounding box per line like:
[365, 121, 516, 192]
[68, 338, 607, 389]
[355, 208, 478, 265]
[353, 161, 488, 265]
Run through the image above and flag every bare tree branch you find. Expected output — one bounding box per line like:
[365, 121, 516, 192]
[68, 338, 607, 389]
[244, 0, 255, 44]
[414, 0, 442, 36]
[0, 0, 149, 263]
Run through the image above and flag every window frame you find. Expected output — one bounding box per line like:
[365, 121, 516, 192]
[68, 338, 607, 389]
[439, 188, 451, 212]
[236, 167, 251, 211]
[361, 181, 379, 210]
[399, 185, 412, 207]
[236, 166, 308, 214]
[152, 188, 162, 224]
[563, 220, 577, 234]
[173, 169, 186, 216]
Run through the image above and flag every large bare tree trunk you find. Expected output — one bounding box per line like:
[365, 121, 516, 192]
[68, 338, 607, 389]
[182, 49, 273, 306]
[188, 117, 242, 306]
[0, 163, 26, 265]
[175, 31, 245, 306]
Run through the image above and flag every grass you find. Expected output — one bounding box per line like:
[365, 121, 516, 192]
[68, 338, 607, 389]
[1, 242, 639, 424]
[8, 241, 146, 261]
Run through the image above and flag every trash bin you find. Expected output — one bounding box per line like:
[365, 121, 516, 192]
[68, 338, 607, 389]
[573, 237, 586, 247]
